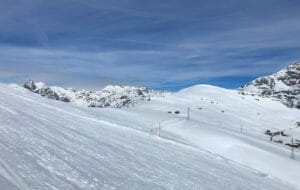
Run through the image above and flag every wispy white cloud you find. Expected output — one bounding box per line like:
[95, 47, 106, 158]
[0, 0, 300, 90]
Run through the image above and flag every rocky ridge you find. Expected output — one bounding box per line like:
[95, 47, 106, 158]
[23, 80, 167, 108]
[239, 62, 300, 109]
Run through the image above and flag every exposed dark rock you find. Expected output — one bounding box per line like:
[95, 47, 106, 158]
[24, 80, 37, 91]
[274, 140, 283, 144]
[285, 143, 300, 148]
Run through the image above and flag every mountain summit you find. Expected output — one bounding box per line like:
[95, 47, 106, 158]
[239, 62, 300, 109]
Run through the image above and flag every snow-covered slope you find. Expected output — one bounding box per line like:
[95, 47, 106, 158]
[150, 85, 300, 187]
[0, 83, 300, 189]
[23, 80, 166, 108]
[239, 62, 300, 108]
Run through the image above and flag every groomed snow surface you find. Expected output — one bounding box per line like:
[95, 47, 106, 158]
[0, 83, 299, 190]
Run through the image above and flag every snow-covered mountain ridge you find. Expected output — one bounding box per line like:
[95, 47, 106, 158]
[23, 80, 167, 108]
[239, 62, 300, 109]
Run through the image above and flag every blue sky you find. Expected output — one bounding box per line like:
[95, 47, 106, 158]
[0, 0, 299, 91]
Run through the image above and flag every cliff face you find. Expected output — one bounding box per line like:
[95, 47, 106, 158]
[239, 62, 300, 109]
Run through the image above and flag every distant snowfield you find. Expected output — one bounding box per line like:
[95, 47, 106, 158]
[0, 83, 299, 190]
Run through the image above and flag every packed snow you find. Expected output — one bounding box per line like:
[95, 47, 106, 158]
[0, 82, 299, 189]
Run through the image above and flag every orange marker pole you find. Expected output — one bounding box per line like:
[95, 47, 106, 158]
[159, 122, 161, 137]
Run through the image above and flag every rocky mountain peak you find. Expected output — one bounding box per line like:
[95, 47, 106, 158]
[239, 61, 300, 108]
[24, 80, 37, 91]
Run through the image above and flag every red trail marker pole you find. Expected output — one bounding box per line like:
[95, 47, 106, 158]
[159, 122, 161, 137]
